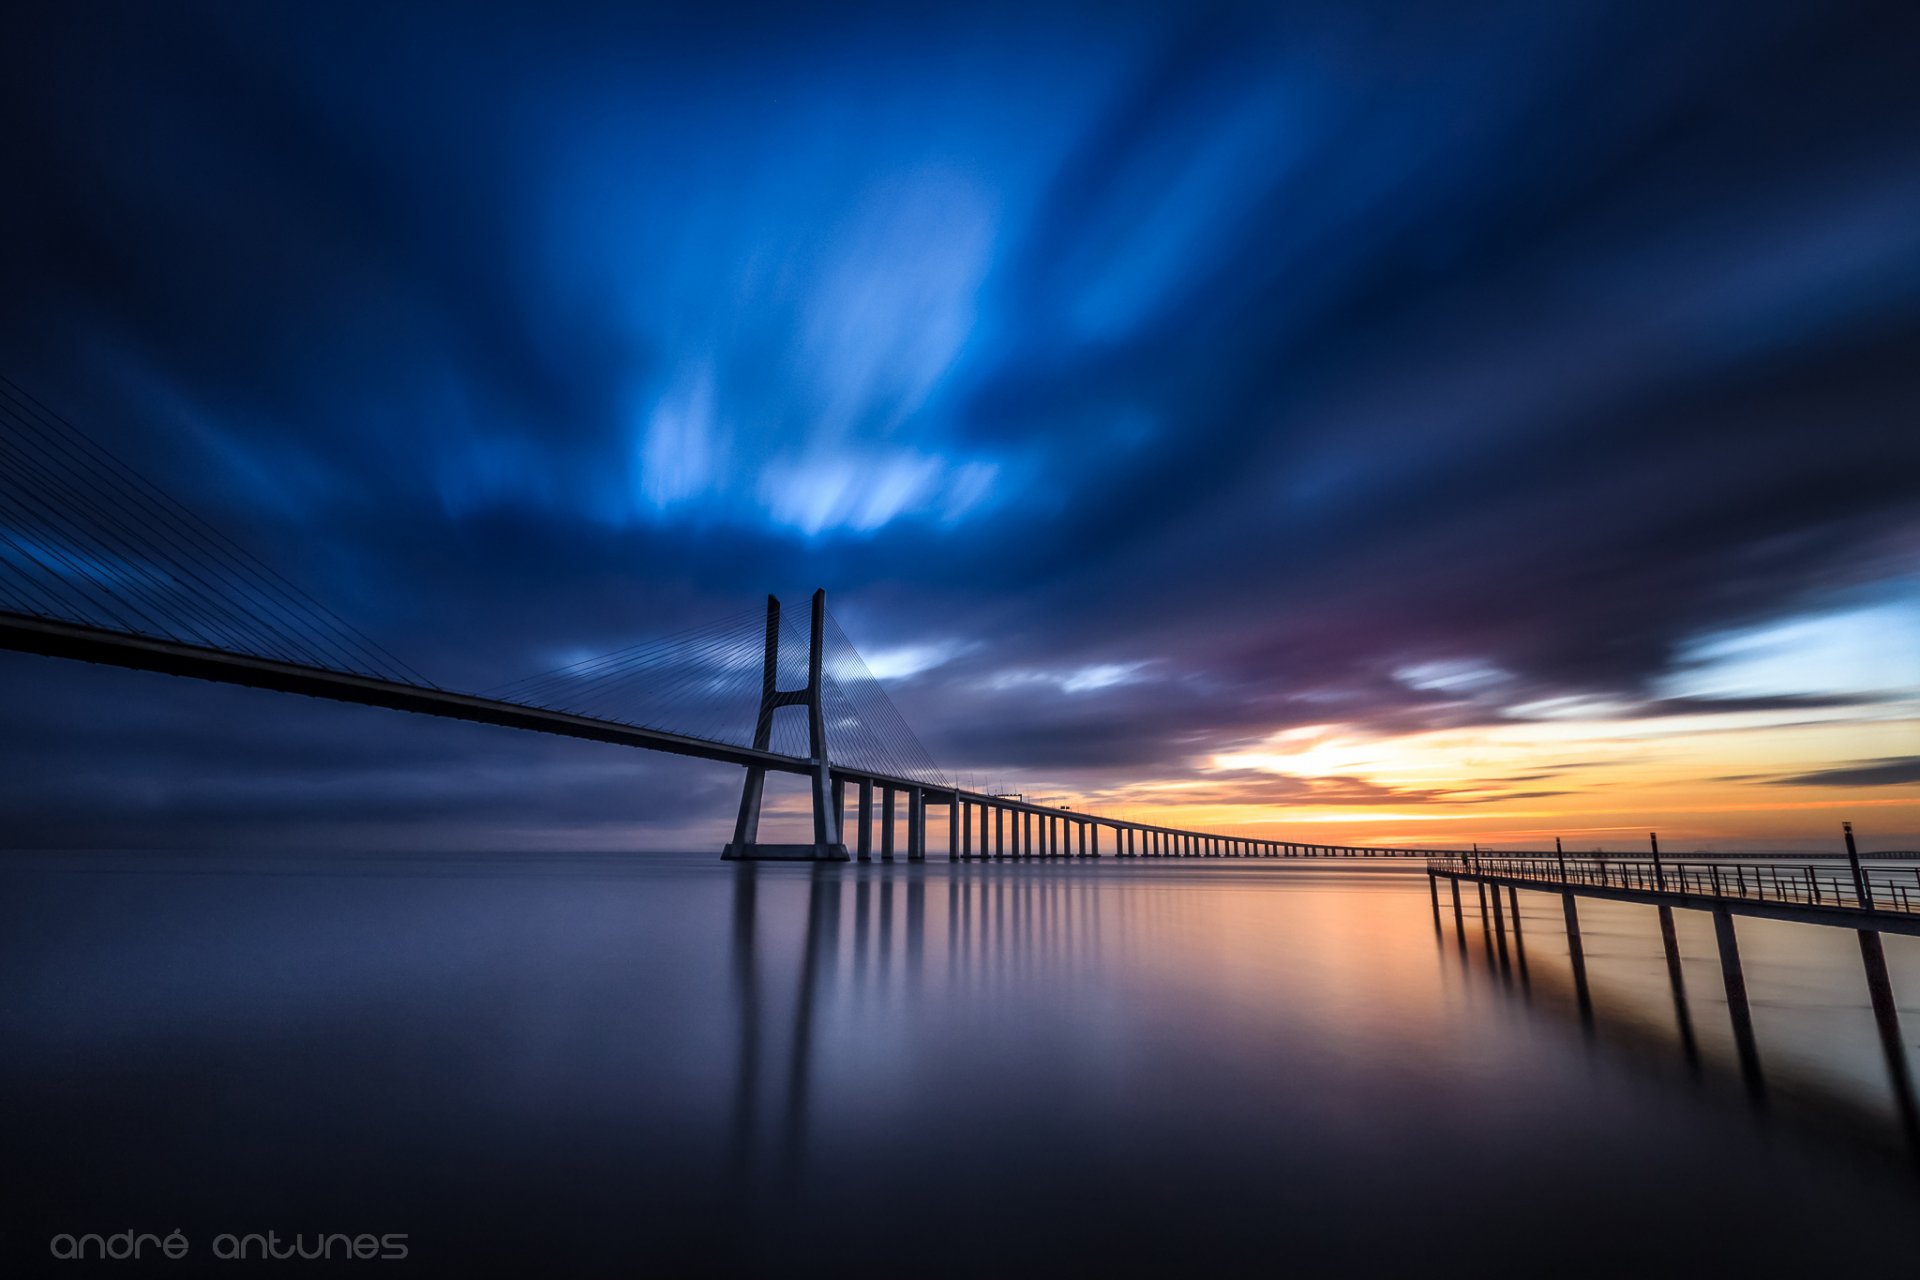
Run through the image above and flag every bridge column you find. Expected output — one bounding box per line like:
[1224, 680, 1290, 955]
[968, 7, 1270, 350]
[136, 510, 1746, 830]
[857, 781, 873, 861]
[995, 806, 1005, 859]
[961, 800, 972, 861]
[907, 786, 925, 862]
[1024, 811, 1034, 860]
[722, 590, 849, 861]
[881, 788, 896, 862]
[833, 778, 845, 836]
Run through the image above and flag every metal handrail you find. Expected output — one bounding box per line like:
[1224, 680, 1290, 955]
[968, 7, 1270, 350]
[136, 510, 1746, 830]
[1428, 854, 1920, 917]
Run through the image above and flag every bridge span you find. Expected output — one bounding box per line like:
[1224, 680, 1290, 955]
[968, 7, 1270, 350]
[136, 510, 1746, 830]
[0, 595, 1461, 864]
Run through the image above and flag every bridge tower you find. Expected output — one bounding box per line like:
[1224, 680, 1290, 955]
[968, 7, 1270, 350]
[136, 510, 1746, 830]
[721, 589, 849, 861]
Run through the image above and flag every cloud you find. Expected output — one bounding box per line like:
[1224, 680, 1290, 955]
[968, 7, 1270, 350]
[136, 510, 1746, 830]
[0, 0, 1914, 844]
[1764, 757, 1920, 789]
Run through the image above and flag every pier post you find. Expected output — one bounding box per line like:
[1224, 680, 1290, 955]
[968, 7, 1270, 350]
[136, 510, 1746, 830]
[1713, 908, 1765, 1100]
[1658, 903, 1699, 1068]
[1844, 821, 1873, 910]
[1489, 878, 1510, 966]
[1507, 885, 1528, 986]
[1563, 893, 1593, 1021]
[1429, 874, 1442, 934]
[1858, 929, 1920, 1155]
[1450, 877, 1464, 933]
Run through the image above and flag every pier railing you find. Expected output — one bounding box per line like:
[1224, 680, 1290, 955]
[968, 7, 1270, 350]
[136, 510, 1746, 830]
[1427, 854, 1920, 918]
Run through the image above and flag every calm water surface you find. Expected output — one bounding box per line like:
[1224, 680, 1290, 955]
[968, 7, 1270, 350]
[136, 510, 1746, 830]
[4, 853, 1917, 1275]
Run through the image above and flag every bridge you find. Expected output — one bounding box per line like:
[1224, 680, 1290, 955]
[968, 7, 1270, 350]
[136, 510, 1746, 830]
[0, 374, 1485, 863]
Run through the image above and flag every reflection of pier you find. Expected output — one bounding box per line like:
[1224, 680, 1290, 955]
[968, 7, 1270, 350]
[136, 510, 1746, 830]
[1430, 824, 1920, 1161]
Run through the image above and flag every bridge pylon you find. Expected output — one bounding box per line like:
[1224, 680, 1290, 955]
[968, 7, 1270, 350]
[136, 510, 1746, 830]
[721, 589, 849, 861]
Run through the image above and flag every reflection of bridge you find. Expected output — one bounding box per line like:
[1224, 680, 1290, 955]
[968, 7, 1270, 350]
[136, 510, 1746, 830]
[0, 376, 1477, 863]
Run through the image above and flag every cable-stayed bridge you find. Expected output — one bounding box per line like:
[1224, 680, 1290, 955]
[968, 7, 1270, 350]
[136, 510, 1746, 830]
[0, 375, 1460, 862]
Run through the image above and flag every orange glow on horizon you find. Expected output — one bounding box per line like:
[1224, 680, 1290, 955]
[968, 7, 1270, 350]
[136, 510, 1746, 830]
[1048, 699, 1920, 851]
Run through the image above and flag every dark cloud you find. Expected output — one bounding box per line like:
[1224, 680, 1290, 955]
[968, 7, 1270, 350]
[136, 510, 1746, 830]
[0, 0, 1915, 844]
[1766, 758, 1920, 788]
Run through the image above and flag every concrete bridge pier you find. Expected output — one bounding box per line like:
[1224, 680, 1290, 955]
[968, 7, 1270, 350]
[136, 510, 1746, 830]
[722, 591, 848, 861]
[907, 786, 925, 862]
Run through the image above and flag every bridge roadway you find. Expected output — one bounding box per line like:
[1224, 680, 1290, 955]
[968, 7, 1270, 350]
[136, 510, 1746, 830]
[3, 610, 1459, 862]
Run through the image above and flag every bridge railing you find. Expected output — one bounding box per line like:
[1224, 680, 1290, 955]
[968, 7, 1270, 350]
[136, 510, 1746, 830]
[1428, 854, 1920, 917]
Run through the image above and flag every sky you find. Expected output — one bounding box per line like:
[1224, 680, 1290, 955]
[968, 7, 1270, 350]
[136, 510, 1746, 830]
[0, 0, 1914, 853]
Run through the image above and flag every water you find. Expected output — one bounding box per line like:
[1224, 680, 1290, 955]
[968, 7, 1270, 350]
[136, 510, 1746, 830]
[4, 853, 1917, 1275]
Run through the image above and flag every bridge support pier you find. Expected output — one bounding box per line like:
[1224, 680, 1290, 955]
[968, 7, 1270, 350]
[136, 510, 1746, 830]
[908, 786, 925, 862]
[881, 788, 896, 862]
[722, 591, 848, 861]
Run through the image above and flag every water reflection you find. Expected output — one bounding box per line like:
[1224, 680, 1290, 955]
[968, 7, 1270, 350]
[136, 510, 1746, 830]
[5, 854, 1919, 1274]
